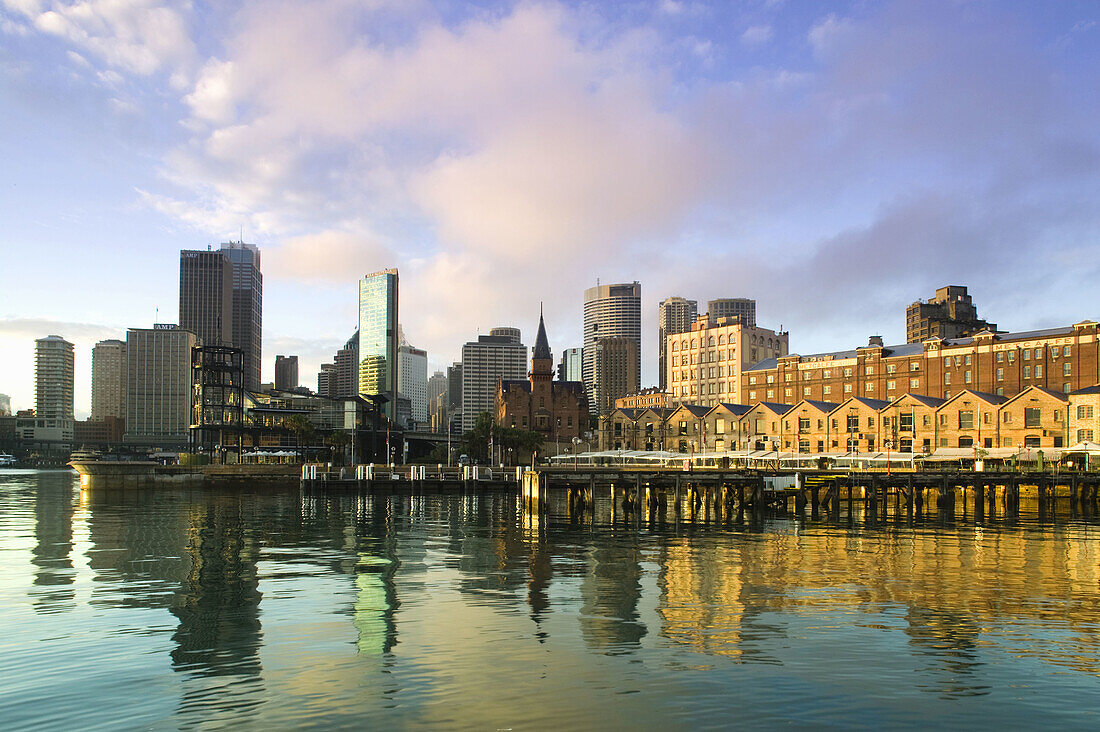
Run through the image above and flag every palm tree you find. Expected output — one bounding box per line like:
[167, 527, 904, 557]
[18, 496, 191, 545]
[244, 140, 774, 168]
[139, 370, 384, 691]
[285, 414, 315, 462]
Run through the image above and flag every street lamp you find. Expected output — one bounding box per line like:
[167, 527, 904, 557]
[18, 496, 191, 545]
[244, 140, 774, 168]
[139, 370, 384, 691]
[884, 439, 892, 476]
[572, 436, 581, 471]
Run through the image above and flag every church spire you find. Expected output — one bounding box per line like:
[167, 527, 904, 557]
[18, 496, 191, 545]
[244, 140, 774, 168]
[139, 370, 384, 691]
[533, 304, 552, 361]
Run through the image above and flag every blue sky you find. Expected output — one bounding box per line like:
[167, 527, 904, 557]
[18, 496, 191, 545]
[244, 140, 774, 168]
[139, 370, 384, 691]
[2, 0, 1099, 418]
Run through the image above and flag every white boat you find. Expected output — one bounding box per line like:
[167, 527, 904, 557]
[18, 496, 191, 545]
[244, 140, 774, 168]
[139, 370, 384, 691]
[0, 453, 17, 467]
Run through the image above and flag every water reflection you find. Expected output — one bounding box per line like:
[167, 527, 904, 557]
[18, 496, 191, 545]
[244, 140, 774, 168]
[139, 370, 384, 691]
[30, 473, 75, 613]
[3, 474, 1100, 729]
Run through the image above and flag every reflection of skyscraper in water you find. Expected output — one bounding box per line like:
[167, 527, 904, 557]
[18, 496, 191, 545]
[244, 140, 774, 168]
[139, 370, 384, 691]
[526, 541, 553, 642]
[353, 497, 401, 655]
[30, 473, 76, 613]
[170, 498, 264, 722]
[82, 489, 191, 609]
[578, 542, 647, 652]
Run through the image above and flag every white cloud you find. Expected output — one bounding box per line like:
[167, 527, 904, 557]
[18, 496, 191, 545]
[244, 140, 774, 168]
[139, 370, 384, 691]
[741, 24, 773, 47]
[808, 13, 855, 58]
[24, 0, 195, 81]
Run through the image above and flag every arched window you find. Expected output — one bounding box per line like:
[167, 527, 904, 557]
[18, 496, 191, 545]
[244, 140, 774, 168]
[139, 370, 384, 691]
[691, 339, 697, 349]
[708, 337, 715, 347]
[672, 341, 678, 352]
[718, 335, 725, 345]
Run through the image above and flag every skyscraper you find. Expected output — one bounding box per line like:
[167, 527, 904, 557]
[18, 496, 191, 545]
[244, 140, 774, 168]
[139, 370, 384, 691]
[35, 335, 75, 421]
[274, 355, 299, 391]
[658, 297, 697, 390]
[398, 344, 428, 427]
[591, 337, 640, 415]
[179, 243, 262, 392]
[359, 269, 399, 421]
[91, 339, 126, 421]
[222, 242, 263, 391]
[583, 282, 641, 413]
[124, 324, 198, 446]
[558, 347, 583, 382]
[460, 328, 526, 432]
[708, 298, 756, 327]
[179, 248, 232, 347]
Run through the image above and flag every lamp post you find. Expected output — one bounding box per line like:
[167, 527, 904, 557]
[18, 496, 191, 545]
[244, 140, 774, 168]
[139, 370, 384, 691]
[572, 436, 581, 471]
[884, 439, 891, 476]
[772, 439, 779, 472]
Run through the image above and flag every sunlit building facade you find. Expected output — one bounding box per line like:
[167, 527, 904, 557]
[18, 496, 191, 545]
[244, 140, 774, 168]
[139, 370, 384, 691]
[358, 269, 399, 421]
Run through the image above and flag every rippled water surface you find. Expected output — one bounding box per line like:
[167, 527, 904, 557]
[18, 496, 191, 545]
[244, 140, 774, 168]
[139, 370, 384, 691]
[2, 470, 1099, 729]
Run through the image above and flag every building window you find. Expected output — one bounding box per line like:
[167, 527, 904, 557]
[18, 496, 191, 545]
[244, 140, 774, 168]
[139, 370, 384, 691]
[767, 375, 775, 383]
[1003, 412, 1011, 423]
[944, 357, 951, 367]
[844, 384, 852, 393]
[803, 386, 811, 396]
[965, 354, 972, 365]
[749, 376, 756, 385]
[959, 410, 974, 429]
[1008, 351, 1015, 362]
[1079, 429, 1095, 442]
[1023, 366, 1031, 378]
[798, 417, 810, 430]
[923, 415, 931, 426]
[1079, 405, 1095, 419]
[910, 378, 919, 389]
[964, 370, 972, 384]
[944, 373, 951, 385]
[1003, 437, 1012, 447]
[1035, 365, 1042, 378]
[865, 366, 874, 375]
[1024, 408, 1041, 428]
[997, 388, 1004, 396]
[1054, 410, 1061, 422]
[784, 388, 792, 397]
[749, 390, 756, 400]
[887, 380, 896, 391]
[996, 368, 1003, 381]
[823, 385, 831, 395]
[865, 383, 874, 392]
[767, 389, 774, 399]
[1035, 348, 1042, 359]
[939, 413, 947, 426]
[785, 373, 793, 382]
[716, 418, 725, 434]
[899, 413, 913, 430]
[910, 362, 919, 371]
[844, 368, 852, 377]
[1063, 362, 1071, 376]
[1064, 346, 1072, 357]
[887, 364, 896, 374]
[823, 370, 831, 379]
[846, 414, 859, 432]
[1023, 350, 1030, 360]
[996, 352, 1004, 362]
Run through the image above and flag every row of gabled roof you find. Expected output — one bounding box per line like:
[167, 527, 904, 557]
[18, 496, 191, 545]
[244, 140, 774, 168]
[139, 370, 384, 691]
[607, 385, 1089, 425]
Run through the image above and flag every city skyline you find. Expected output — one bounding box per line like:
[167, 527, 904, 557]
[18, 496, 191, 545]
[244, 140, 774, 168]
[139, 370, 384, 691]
[3, 1, 1100, 416]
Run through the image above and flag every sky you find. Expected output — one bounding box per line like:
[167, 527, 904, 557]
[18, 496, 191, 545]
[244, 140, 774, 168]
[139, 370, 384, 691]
[2, 0, 1099, 419]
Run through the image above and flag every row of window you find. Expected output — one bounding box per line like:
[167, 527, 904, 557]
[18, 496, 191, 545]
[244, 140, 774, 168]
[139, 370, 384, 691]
[671, 334, 780, 350]
[749, 378, 921, 401]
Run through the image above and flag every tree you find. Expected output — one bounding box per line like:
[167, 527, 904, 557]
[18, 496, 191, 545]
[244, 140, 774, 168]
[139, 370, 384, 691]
[328, 430, 351, 465]
[285, 414, 316, 461]
[461, 411, 544, 464]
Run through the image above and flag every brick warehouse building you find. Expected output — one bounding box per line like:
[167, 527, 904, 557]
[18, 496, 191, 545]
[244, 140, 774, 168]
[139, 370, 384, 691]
[741, 321, 1100, 406]
[498, 311, 589, 448]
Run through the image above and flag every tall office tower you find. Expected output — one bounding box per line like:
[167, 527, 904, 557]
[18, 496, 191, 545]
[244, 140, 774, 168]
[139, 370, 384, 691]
[558, 347, 583, 382]
[35, 335, 75, 420]
[317, 363, 337, 397]
[446, 362, 462, 432]
[428, 371, 447, 432]
[358, 269, 399, 421]
[124, 324, 198, 446]
[460, 328, 526, 432]
[331, 330, 359, 398]
[91, 339, 127, 421]
[658, 297, 697, 390]
[906, 285, 996, 342]
[708, 298, 755, 327]
[222, 242, 263, 391]
[583, 282, 641, 413]
[179, 248, 232, 347]
[398, 344, 428, 426]
[274, 355, 299, 391]
[591, 337, 640, 415]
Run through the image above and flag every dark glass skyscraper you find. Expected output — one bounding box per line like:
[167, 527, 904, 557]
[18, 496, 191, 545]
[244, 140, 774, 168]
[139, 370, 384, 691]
[359, 269, 399, 421]
[222, 242, 262, 392]
[179, 243, 262, 392]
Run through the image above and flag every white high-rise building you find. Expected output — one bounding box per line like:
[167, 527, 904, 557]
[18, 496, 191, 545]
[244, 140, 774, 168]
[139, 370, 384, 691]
[558, 347, 582, 382]
[583, 282, 641, 413]
[91, 339, 127, 421]
[125, 325, 199, 446]
[398, 344, 428, 427]
[460, 328, 527, 432]
[32, 335, 75, 447]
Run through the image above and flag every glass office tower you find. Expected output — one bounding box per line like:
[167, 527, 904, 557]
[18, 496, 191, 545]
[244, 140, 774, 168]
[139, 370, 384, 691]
[358, 269, 399, 421]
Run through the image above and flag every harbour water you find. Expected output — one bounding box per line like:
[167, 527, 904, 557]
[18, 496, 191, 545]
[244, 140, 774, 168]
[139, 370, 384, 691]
[1, 469, 1099, 729]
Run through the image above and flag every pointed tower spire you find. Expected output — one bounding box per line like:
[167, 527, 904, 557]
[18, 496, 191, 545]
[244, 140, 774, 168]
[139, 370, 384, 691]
[533, 306, 552, 361]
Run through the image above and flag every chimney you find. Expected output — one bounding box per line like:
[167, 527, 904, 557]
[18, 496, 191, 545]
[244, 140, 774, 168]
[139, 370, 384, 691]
[868, 335, 884, 348]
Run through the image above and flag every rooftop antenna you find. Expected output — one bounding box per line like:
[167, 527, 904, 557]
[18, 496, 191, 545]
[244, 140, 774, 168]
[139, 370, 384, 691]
[155, 307, 159, 325]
